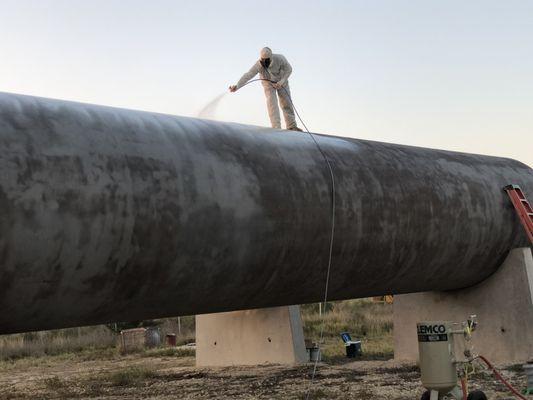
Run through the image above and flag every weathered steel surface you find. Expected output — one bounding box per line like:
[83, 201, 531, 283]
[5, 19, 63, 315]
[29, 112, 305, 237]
[0, 92, 531, 334]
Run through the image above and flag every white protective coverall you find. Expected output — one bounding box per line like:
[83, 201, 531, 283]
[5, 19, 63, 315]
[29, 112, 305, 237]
[235, 52, 297, 130]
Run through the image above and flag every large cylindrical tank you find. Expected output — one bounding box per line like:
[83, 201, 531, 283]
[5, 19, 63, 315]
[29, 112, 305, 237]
[0, 92, 531, 334]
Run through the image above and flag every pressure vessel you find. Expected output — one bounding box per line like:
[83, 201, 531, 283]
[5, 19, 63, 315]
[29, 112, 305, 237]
[0, 91, 531, 334]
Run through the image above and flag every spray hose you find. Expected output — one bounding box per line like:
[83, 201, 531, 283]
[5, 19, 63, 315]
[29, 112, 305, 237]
[235, 78, 335, 400]
[476, 355, 527, 400]
[460, 377, 468, 399]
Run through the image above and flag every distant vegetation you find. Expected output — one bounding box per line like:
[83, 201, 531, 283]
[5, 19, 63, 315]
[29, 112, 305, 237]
[0, 317, 195, 361]
[0, 325, 116, 360]
[301, 298, 393, 361]
[0, 299, 392, 362]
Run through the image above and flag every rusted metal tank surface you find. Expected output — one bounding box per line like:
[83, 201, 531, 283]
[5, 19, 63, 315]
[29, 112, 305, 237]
[0, 91, 531, 334]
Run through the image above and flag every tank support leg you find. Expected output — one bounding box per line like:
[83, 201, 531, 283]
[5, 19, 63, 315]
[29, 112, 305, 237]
[394, 247, 533, 363]
[195, 305, 307, 366]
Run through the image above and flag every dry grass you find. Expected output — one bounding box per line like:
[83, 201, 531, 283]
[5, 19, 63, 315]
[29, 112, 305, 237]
[0, 325, 116, 360]
[142, 346, 195, 358]
[0, 316, 196, 362]
[106, 366, 158, 386]
[42, 375, 66, 390]
[301, 299, 393, 360]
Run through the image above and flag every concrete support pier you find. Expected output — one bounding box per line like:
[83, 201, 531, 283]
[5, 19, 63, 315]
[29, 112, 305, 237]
[394, 247, 533, 363]
[195, 305, 307, 366]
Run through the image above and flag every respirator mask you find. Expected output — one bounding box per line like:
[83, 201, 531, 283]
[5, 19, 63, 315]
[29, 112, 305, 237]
[260, 58, 271, 69]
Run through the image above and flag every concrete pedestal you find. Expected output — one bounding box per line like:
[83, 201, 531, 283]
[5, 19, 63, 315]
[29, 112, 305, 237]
[394, 247, 533, 363]
[195, 305, 307, 366]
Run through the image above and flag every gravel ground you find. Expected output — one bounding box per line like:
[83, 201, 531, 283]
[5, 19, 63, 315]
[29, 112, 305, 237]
[0, 352, 528, 399]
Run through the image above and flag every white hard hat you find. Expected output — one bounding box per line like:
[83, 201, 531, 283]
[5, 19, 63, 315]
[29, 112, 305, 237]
[260, 47, 272, 59]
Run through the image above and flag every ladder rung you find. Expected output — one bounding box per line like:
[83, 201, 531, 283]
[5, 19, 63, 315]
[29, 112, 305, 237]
[505, 184, 533, 244]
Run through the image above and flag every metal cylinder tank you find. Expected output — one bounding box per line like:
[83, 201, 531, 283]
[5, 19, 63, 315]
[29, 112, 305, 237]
[0, 91, 531, 334]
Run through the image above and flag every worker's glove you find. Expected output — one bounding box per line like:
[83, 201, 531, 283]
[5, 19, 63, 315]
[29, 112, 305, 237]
[229, 85, 238, 93]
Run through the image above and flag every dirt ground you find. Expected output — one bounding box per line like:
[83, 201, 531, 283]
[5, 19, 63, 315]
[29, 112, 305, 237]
[0, 350, 528, 399]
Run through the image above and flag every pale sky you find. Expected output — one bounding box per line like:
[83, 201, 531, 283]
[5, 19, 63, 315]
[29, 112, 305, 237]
[1, 0, 531, 166]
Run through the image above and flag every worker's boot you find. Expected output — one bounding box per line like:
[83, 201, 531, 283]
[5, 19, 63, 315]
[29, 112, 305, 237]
[288, 126, 303, 132]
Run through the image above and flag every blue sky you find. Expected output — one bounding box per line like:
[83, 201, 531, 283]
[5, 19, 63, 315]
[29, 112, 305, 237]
[1, 0, 531, 166]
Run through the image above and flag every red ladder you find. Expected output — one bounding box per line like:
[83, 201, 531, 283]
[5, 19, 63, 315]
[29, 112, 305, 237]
[504, 184, 533, 244]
